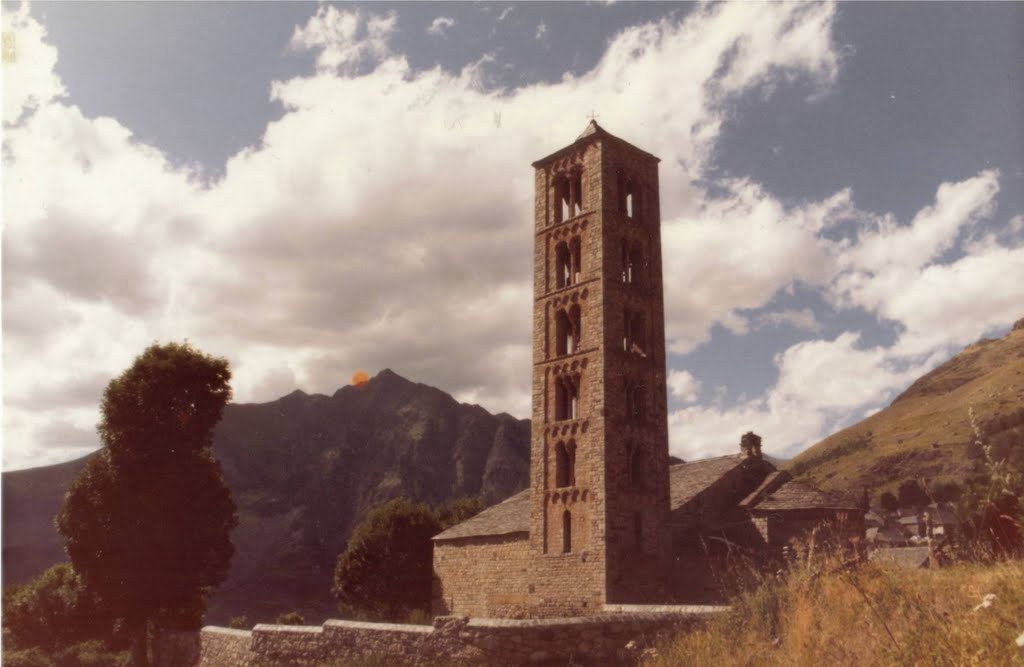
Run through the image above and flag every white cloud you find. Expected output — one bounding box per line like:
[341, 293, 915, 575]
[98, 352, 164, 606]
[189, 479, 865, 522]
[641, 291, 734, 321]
[667, 370, 701, 404]
[662, 183, 853, 353]
[669, 332, 931, 460]
[289, 6, 396, 73]
[427, 16, 455, 37]
[23, 2, 1020, 470]
[2, 3, 66, 124]
[758, 308, 823, 333]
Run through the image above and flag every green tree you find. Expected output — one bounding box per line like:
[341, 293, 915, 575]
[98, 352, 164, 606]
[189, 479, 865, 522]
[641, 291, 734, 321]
[897, 480, 930, 509]
[57, 342, 237, 666]
[333, 498, 440, 620]
[435, 496, 485, 530]
[2, 563, 113, 653]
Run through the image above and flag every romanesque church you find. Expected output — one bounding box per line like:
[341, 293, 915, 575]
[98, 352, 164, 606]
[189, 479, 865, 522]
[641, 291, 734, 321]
[431, 123, 861, 618]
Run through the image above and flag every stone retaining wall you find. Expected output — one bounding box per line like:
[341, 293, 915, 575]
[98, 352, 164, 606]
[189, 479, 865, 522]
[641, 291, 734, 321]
[158, 606, 724, 666]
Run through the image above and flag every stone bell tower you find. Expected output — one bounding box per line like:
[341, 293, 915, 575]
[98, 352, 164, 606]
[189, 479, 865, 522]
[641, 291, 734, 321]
[527, 122, 671, 614]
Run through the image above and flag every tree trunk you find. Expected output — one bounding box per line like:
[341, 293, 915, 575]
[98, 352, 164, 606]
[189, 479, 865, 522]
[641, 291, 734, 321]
[130, 616, 149, 667]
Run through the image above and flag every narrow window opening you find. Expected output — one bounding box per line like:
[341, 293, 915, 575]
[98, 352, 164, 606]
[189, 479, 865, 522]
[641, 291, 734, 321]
[555, 376, 579, 421]
[555, 309, 580, 356]
[628, 443, 643, 491]
[626, 192, 634, 219]
[555, 242, 571, 289]
[559, 174, 571, 223]
[629, 244, 643, 287]
[623, 310, 647, 356]
[570, 236, 582, 284]
[562, 510, 572, 553]
[555, 440, 576, 487]
[626, 382, 646, 421]
[572, 171, 583, 217]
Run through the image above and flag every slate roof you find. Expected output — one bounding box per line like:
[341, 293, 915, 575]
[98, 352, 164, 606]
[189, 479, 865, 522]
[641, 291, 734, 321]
[669, 455, 748, 510]
[739, 471, 790, 508]
[748, 478, 860, 511]
[432, 489, 530, 542]
[435, 453, 854, 541]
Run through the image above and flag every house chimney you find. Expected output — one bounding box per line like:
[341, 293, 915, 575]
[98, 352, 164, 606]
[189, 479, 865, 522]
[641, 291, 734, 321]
[740, 431, 762, 459]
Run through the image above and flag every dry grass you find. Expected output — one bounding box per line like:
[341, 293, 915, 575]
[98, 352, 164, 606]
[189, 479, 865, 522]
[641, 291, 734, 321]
[646, 557, 1024, 667]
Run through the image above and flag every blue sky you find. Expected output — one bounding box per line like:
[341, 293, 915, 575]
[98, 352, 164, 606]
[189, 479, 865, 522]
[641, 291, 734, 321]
[3, 2, 1023, 470]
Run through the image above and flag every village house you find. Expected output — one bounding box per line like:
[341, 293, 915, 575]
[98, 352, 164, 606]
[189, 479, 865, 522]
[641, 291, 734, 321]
[431, 124, 863, 618]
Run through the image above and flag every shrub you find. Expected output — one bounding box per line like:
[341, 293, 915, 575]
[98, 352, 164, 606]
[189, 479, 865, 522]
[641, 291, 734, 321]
[275, 611, 305, 626]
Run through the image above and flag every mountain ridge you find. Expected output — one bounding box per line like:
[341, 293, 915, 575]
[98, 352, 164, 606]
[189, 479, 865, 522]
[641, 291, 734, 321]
[2, 369, 531, 624]
[788, 318, 1024, 496]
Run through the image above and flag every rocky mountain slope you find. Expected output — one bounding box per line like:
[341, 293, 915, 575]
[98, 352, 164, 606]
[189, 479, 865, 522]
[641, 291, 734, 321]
[2, 369, 530, 624]
[788, 318, 1024, 496]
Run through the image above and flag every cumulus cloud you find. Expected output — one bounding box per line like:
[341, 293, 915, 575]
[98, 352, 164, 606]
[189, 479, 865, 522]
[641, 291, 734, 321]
[2, 3, 66, 123]
[427, 16, 455, 37]
[669, 169, 1023, 460]
[9, 2, 1020, 470]
[289, 6, 397, 73]
[667, 370, 701, 404]
[670, 332, 931, 460]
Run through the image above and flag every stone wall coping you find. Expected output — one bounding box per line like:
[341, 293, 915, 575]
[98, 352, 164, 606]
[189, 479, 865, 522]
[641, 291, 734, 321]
[201, 626, 253, 638]
[252, 624, 324, 635]
[463, 610, 723, 629]
[324, 620, 433, 634]
[602, 604, 728, 615]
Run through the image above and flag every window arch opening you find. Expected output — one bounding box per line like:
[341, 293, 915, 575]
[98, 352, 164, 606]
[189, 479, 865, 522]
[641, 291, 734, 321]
[628, 442, 643, 491]
[623, 309, 646, 356]
[555, 306, 581, 356]
[554, 376, 579, 421]
[562, 510, 572, 553]
[555, 440, 576, 487]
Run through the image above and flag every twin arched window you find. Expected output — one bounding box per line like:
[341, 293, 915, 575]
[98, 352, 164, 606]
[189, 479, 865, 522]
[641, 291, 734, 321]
[556, 170, 583, 223]
[555, 237, 583, 289]
[621, 240, 644, 286]
[556, 305, 581, 356]
[554, 375, 579, 421]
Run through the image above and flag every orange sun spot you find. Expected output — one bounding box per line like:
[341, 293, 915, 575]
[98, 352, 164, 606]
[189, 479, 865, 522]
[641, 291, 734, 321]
[351, 370, 369, 388]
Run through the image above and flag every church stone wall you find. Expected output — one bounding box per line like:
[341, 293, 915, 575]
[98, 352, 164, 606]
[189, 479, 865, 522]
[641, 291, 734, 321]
[432, 534, 531, 617]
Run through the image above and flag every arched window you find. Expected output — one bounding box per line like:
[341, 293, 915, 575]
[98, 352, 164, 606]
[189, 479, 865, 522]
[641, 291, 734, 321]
[557, 170, 584, 223]
[555, 238, 583, 289]
[555, 307, 580, 356]
[619, 173, 639, 220]
[570, 236, 582, 284]
[628, 442, 643, 491]
[562, 510, 572, 553]
[623, 309, 646, 356]
[626, 381, 645, 421]
[629, 243, 643, 287]
[554, 376, 579, 421]
[555, 242, 571, 289]
[555, 441, 576, 487]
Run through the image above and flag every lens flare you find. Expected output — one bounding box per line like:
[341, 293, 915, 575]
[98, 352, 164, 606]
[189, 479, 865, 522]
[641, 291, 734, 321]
[351, 370, 369, 387]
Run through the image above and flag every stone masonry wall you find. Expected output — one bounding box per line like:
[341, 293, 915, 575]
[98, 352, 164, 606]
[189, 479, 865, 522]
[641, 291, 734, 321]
[158, 606, 724, 667]
[432, 533, 531, 617]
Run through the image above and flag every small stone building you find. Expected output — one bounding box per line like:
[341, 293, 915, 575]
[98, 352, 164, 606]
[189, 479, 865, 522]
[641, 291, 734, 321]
[431, 124, 862, 618]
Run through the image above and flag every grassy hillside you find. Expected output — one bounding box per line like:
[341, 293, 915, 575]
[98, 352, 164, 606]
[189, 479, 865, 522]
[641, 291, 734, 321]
[647, 557, 1024, 666]
[787, 319, 1024, 496]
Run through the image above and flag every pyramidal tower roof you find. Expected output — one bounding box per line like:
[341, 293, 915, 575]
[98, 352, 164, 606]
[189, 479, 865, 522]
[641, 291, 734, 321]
[532, 120, 660, 167]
